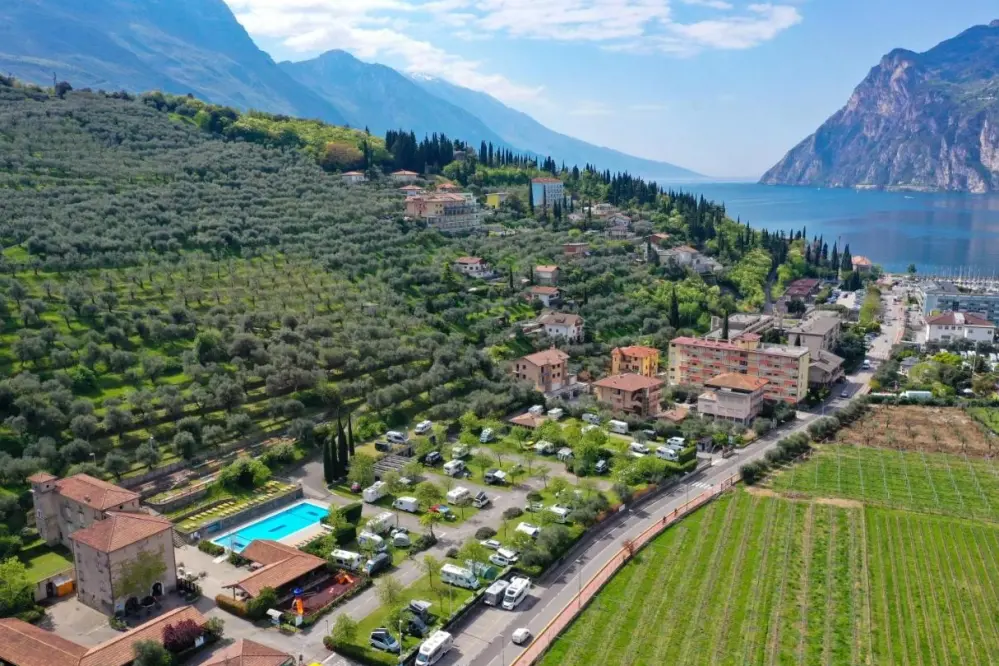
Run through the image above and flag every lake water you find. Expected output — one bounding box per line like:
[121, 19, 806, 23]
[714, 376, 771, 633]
[665, 183, 999, 274]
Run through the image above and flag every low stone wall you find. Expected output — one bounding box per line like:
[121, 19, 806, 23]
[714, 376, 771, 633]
[145, 484, 212, 514]
[183, 486, 304, 543]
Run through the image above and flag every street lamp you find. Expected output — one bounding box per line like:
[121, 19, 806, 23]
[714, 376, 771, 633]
[576, 558, 583, 609]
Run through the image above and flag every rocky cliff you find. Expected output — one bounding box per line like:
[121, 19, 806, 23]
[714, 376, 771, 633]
[761, 21, 999, 192]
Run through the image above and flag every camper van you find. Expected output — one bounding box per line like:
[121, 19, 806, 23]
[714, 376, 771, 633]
[608, 419, 629, 434]
[386, 430, 409, 444]
[656, 446, 679, 462]
[667, 436, 686, 448]
[367, 512, 396, 535]
[479, 428, 495, 443]
[392, 496, 420, 513]
[546, 408, 564, 420]
[441, 564, 480, 590]
[358, 531, 386, 552]
[331, 549, 363, 571]
[547, 505, 571, 524]
[443, 460, 465, 477]
[415, 420, 433, 435]
[484, 579, 510, 606]
[629, 442, 650, 456]
[582, 413, 601, 425]
[446, 487, 471, 504]
[502, 577, 531, 610]
[415, 631, 453, 666]
[363, 481, 388, 503]
[533, 440, 555, 455]
[528, 404, 545, 417]
[451, 445, 469, 459]
[516, 522, 541, 539]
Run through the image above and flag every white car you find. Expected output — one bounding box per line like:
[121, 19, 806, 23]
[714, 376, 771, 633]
[512, 628, 532, 645]
[481, 539, 502, 550]
[490, 553, 514, 567]
[415, 420, 433, 435]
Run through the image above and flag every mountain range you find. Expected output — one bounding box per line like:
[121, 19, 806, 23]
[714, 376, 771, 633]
[0, 0, 702, 181]
[761, 20, 999, 193]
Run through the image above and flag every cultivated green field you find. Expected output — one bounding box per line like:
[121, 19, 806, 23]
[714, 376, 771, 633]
[539, 490, 999, 666]
[769, 444, 999, 522]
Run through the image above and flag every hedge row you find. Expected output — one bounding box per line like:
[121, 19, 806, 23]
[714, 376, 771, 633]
[740, 432, 811, 485]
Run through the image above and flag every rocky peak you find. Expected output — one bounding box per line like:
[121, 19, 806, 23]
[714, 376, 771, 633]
[990, 19, 999, 28]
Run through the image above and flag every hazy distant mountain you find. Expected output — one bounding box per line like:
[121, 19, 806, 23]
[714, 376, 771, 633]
[412, 75, 705, 181]
[280, 50, 510, 147]
[761, 20, 999, 192]
[0, 0, 345, 123]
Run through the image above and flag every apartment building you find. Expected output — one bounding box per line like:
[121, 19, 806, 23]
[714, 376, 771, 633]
[787, 311, 841, 356]
[405, 194, 483, 233]
[592, 374, 664, 418]
[925, 311, 996, 342]
[511, 348, 571, 393]
[531, 177, 565, 209]
[657, 245, 722, 274]
[29, 473, 141, 549]
[669, 334, 810, 404]
[920, 281, 999, 326]
[697, 373, 768, 424]
[539, 313, 584, 342]
[610, 346, 660, 377]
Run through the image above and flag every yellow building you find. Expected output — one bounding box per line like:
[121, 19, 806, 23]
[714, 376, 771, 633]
[485, 192, 509, 209]
[610, 346, 660, 377]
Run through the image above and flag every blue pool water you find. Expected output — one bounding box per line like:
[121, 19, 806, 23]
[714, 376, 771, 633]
[211, 501, 327, 553]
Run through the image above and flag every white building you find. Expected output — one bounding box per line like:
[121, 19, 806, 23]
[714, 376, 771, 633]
[453, 256, 492, 278]
[539, 313, 584, 342]
[531, 178, 565, 209]
[341, 171, 367, 184]
[925, 311, 995, 343]
[658, 245, 722, 274]
[391, 170, 420, 183]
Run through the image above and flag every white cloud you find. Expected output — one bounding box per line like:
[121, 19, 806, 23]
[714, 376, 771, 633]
[669, 3, 802, 50]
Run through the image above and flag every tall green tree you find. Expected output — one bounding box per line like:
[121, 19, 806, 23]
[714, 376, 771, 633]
[322, 432, 334, 485]
[840, 244, 853, 272]
[347, 415, 355, 456]
[669, 284, 680, 329]
[337, 417, 350, 472]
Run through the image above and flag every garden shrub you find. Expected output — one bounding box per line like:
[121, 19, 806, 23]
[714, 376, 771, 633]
[342, 502, 363, 524]
[502, 507, 523, 520]
[198, 540, 225, 556]
[474, 527, 496, 540]
[214, 594, 247, 617]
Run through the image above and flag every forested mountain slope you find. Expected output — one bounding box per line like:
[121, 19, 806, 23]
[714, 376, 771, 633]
[0, 0, 345, 123]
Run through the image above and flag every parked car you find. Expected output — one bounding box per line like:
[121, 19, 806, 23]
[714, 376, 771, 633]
[594, 459, 610, 474]
[423, 451, 443, 466]
[490, 553, 515, 567]
[370, 629, 401, 653]
[387, 431, 409, 444]
[415, 420, 433, 435]
[405, 614, 429, 638]
[484, 469, 508, 485]
[481, 539, 502, 550]
[472, 491, 491, 508]
[365, 552, 392, 576]
[430, 505, 456, 520]
[629, 442, 650, 456]
[512, 628, 532, 645]
[497, 547, 519, 562]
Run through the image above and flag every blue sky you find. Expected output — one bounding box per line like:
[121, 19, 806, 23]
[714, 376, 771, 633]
[226, 1, 999, 178]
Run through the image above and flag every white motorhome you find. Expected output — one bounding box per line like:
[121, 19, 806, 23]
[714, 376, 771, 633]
[386, 430, 409, 444]
[502, 576, 531, 610]
[443, 460, 465, 477]
[331, 549, 363, 571]
[528, 404, 545, 417]
[357, 531, 385, 552]
[547, 505, 571, 524]
[667, 436, 686, 448]
[484, 579, 510, 606]
[608, 419, 629, 434]
[656, 446, 679, 462]
[415, 631, 453, 666]
[446, 487, 470, 504]
[516, 522, 541, 539]
[367, 511, 396, 535]
[363, 481, 388, 503]
[392, 496, 420, 513]
[533, 440, 555, 455]
[441, 563, 480, 590]
[582, 413, 601, 425]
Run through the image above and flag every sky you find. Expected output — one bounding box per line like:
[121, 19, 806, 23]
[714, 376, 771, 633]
[225, 0, 999, 179]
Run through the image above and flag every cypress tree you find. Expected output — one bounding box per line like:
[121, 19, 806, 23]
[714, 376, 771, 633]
[322, 432, 334, 485]
[347, 416, 355, 456]
[830, 243, 839, 272]
[841, 244, 852, 272]
[669, 285, 680, 328]
[337, 418, 349, 471]
[722, 312, 730, 340]
[528, 183, 535, 214]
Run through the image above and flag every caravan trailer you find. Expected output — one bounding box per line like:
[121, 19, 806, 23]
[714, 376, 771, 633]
[415, 631, 453, 666]
[484, 579, 510, 606]
[440, 564, 480, 590]
[331, 549, 363, 571]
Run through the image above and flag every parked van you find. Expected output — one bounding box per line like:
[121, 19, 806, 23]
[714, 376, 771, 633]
[484, 579, 510, 606]
[367, 511, 396, 535]
[516, 522, 541, 539]
[451, 445, 469, 459]
[479, 428, 495, 443]
[594, 459, 610, 474]
[472, 491, 491, 508]
[386, 430, 409, 444]
[656, 446, 679, 462]
[533, 440, 555, 455]
[546, 408, 564, 420]
[446, 487, 470, 504]
[441, 564, 480, 590]
[415, 631, 453, 666]
[582, 413, 601, 425]
[557, 447, 574, 462]
[443, 460, 465, 477]
[331, 549, 363, 571]
[667, 436, 686, 448]
[363, 481, 389, 503]
[484, 469, 507, 485]
[358, 531, 386, 552]
[629, 442, 650, 456]
[547, 505, 571, 523]
[528, 404, 545, 417]
[502, 577, 531, 610]
[608, 419, 629, 434]
[392, 496, 420, 513]
[365, 551, 391, 576]
[415, 420, 433, 435]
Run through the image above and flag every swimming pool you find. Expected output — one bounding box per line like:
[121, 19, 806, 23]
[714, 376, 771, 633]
[211, 500, 328, 553]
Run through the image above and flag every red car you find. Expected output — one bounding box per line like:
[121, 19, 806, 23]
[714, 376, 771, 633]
[429, 505, 456, 520]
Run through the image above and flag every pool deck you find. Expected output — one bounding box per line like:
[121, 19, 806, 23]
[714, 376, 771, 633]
[210, 498, 330, 552]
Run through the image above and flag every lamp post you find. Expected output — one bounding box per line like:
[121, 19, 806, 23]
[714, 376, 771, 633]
[576, 558, 583, 609]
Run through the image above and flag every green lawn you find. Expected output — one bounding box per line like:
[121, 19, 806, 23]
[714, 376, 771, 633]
[22, 547, 73, 583]
[540, 489, 999, 666]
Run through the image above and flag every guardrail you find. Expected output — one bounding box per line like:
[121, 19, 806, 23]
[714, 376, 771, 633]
[510, 472, 740, 666]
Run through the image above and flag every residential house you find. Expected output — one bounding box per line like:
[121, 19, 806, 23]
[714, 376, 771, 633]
[539, 313, 584, 342]
[0, 606, 206, 666]
[563, 242, 589, 257]
[70, 512, 177, 615]
[658, 245, 722, 274]
[204, 640, 293, 666]
[592, 374, 664, 418]
[784, 278, 821, 301]
[526, 286, 561, 307]
[610, 346, 660, 377]
[390, 170, 420, 183]
[851, 256, 873, 274]
[510, 348, 571, 393]
[592, 203, 615, 217]
[605, 226, 633, 240]
[531, 178, 565, 209]
[453, 256, 492, 278]
[568, 212, 586, 224]
[697, 373, 768, 424]
[485, 192, 509, 209]
[399, 185, 425, 198]
[808, 350, 846, 388]
[29, 473, 141, 549]
[437, 182, 461, 192]
[340, 171, 366, 184]
[405, 194, 483, 233]
[224, 540, 329, 603]
[925, 311, 996, 342]
[648, 233, 671, 247]
[787, 311, 842, 355]
[534, 265, 560, 286]
[669, 334, 811, 404]
[607, 213, 631, 228]
[920, 281, 999, 325]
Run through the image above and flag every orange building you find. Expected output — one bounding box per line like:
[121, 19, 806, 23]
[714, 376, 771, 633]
[511, 348, 571, 394]
[592, 373, 664, 417]
[610, 346, 660, 377]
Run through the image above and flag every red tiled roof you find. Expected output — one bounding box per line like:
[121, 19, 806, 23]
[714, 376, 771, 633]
[455, 256, 483, 264]
[670, 245, 698, 253]
[926, 311, 993, 327]
[226, 540, 326, 598]
[593, 373, 664, 392]
[70, 511, 173, 553]
[520, 348, 569, 367]
[529, 286, 560, 295]
[539, 313, 583, 327]
[27, 472, 56, 484]
[0, 618, 88, 666]
[509, 413, 547, 429]
[54, 474, 139, 511]
[203, 639, 292, 666]
[851, 255, 872, 266]
[399, 185, 423, 191]
[437, 182, 460, 190]
[80, 606, 206, 666]
[341, 171, 364, 176]
[737, 333, 761, 341]
[535, 265, 558, 272]
[240, 540, 306, 566]
[705, 373, 769, 392]
[614, 346, 659, 358]
[392, 170, 419, 176]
